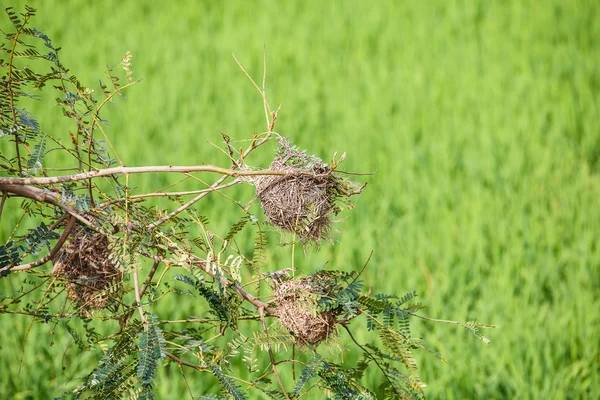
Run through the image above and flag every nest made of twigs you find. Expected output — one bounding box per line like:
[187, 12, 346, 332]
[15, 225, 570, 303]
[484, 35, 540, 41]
[52, 225, 122, 313]
[250, 138, 339, 246]
[273, 276, 339, 346]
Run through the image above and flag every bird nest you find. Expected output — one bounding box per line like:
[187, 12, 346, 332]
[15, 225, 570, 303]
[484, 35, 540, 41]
[250, 138, 357, 246]
[272, 275, 340, 346]
[52, 225, 122, 314]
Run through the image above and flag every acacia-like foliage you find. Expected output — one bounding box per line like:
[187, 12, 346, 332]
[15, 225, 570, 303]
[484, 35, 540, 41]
[0, 6, 495, 399]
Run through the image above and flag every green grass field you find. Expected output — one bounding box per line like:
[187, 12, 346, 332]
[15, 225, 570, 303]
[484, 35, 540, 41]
[1, 0, 599, 398]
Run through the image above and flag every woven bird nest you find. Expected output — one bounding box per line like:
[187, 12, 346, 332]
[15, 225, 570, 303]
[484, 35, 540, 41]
[273, 275, 340, 346]
[52, 225, 122, 314]
[250, 138, 345, 245]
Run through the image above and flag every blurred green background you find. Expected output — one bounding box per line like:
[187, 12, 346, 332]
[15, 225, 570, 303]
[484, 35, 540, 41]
[1, 0, 599, 398]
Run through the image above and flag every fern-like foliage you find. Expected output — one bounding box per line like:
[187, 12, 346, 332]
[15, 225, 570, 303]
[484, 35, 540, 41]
[0, 241, 25, 275]
[0, 223, 59, 276]
[173, 273, 238, 327]
[251, 330, 296, 353]
[23, 222, 60, 256]
[291, 353, 324, 397]
[318, 361, 376, 400]
[459, 321, 493, 344]
[210, 366, 248, 400]
[137, 315, 167, 400]
[26, 135, 46, 175]
[250, 221, 267, 271]
[64, 320, 143, 400]
[224, 215, 250, 243]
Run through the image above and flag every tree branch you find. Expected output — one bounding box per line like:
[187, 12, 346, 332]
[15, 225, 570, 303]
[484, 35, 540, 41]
[0, 184, 94, 226]
[0, 165, 294, 186]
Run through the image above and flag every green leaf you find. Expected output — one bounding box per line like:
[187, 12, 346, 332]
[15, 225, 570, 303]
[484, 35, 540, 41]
[292, 353, 323, 396]
[210, 366, 248, 400]
[26, 135, 46, 174]
[224, 215, 250, 242]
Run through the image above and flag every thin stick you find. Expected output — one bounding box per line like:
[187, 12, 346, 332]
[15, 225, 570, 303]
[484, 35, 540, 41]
[0, 191, 7, 219]
[348, 250, 373, 287]
[262, 46, 271, 131]
[139, 255, 161, 299]
[166, 352, 207, 371]
[259, 307, 290, 400]
[148, 175, 229, 229]
[232, 53, 272, 130]
[408, 312, 498, 328]
[159, 315, 260, 325]
[19, 276, 58, 373]
[178, 363, 195, 399]
[133, 270, 146, 324]
[101, 179, 240, 206]
[341, 324, 397, 391]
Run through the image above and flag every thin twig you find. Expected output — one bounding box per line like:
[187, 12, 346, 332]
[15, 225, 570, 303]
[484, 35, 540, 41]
[0, 191, 7, 218]
[166, 352, 207, 371]
[147, 175, 229, 229]
[333, 169, 377, 176]
[408, 312, 498, 328]
[334, 181, 368, 197]
[341, 324, 397, 391]
[159, 315, 261, 325]
[7, 24, 23, 176]
[101, 179, 241, 207]
[232, 53, 272, 130]
[133, 270, 147, 325]
[259, 307, 290, 400]
[178, 363, 195, 400]
[19, 276, 58, 373]
[139, 255, 161, 299]
[262, 47, 271, 131]
[348, 250, 373, 287]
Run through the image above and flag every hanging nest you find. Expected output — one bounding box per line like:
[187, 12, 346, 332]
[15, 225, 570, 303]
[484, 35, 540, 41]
[249, 137, 360, 246]
[52, 224, 122, 314]
[272, 275, 340, 346]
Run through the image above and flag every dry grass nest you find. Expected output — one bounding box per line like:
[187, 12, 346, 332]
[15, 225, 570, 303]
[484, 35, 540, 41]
[273, 275, 340, 346]
[52, 225, 122, 313]
[249, 137, 359, 246]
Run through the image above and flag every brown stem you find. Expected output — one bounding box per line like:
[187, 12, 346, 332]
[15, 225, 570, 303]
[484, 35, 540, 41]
[7, 27, 23, 176]
[0, 191, 7, 218]
[139, 255, 161, 299]
[0, 165, 295, 186]
[166, 352, 207, 371]
[335, 181, 368, 197]
[133, 270, 147, 325]
[0, 184, 93, 227]
[259, 307, 290, 400]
